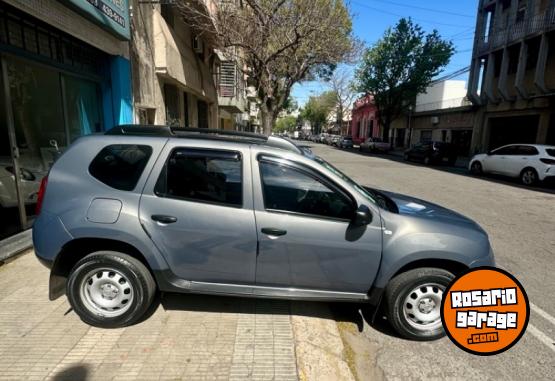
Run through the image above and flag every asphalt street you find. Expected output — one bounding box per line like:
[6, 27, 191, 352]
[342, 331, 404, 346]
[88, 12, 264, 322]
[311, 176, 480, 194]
[310, 143, 555, 380]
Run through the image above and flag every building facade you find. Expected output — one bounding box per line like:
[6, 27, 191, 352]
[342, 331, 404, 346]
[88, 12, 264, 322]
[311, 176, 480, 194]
[0, 0, 133, 238]
[467, 0, 555, 152]
[391, 80, 475, 154]
[349, 95, 380, 145]
[130, 0, 219, 129]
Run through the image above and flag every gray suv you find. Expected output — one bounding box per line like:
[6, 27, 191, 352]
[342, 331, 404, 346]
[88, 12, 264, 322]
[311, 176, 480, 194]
[33, 126, 494, 340]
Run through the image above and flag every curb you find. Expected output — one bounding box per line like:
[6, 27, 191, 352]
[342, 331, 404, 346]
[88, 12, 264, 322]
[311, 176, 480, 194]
[0, 229, 33, 263]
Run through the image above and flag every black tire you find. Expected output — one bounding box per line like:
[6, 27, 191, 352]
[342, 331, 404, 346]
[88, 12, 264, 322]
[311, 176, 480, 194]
[423, 156, 431, 165]
[385, 267, 454, 341]
[470, 161, 482, 175]
[520, 167, 538, 186]
[67, 251, 156, 328]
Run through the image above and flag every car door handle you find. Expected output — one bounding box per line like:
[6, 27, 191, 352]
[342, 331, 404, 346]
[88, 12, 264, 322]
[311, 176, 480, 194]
[151, 215, 178, 224]
[261, 228, 287, 236]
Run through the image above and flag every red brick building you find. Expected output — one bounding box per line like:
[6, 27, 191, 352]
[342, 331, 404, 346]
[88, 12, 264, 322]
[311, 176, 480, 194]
[349, 95, 381, 145]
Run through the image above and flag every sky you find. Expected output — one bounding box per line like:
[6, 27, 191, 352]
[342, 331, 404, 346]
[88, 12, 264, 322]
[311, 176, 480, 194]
[291, 0, 479, 107]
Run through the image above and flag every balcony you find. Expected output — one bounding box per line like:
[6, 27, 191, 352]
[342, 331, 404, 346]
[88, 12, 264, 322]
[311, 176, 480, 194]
[217, 61, 247, 113]
[477, 7, 555, 55]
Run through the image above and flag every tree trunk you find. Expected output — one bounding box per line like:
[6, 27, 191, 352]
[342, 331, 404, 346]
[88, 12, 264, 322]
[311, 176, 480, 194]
[260, 107, 277, 136]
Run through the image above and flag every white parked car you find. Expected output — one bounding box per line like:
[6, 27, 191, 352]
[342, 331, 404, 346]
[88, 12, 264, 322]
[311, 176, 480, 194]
[0, 162, 41, 208]
[469, 144, 555, 186]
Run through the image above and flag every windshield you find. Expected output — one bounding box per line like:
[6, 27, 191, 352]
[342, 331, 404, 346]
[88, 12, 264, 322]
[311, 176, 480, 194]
[312, 156, 376, 204]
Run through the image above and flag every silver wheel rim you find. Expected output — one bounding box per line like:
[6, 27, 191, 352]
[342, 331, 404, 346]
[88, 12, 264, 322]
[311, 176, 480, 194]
[522, 170, 535, 185]
[79, 268, 134, 317]
[403, 283, 444, 332]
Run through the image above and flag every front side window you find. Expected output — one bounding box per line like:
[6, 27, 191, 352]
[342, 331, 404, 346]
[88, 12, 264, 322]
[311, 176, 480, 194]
[89, 145, 153, 191]
[156, 149, 242, 207]
[259, 160, 353, 220]
[493, 146, 518, 155]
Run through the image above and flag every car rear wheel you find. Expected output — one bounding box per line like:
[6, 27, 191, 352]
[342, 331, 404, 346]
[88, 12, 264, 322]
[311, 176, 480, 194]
[521, 168, 538, 186]
[385, 267, 454, 341]
[470, 161, 482, 174]
[67, 251, 156, 328]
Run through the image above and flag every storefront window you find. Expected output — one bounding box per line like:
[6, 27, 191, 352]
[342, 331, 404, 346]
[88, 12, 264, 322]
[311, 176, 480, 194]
[7, 57, 65, 175]
[64, 75, 102, 142]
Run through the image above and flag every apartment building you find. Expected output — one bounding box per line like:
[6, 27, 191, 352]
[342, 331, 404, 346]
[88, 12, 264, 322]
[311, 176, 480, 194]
[130, 0, 219, 128]
[467, 0, 555, 152]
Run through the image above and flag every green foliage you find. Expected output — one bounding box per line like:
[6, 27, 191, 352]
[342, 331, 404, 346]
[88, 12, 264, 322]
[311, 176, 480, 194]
[300, 91, 337, 134]
[274, 116, 298, 133]
[355, 18, 454, 128]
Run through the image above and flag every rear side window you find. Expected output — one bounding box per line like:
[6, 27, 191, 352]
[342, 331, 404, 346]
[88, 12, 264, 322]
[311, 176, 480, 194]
[155, 149, 242, 207]
[547, 149, 555, 157]
[517, 146, 539, 156]
[89, 145, 152, 191]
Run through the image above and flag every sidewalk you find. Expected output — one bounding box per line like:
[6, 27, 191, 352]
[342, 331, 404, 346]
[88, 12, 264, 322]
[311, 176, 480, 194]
[0, 252, 356, 381]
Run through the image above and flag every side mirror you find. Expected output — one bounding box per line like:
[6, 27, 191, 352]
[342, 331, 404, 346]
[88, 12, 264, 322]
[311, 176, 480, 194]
[353, 205, 372, 226]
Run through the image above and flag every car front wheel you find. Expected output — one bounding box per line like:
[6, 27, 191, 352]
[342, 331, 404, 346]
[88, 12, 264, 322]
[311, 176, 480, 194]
[67, 251, 156, 328]
[385, 267, 454, 341]
[470, 161, 482, 174]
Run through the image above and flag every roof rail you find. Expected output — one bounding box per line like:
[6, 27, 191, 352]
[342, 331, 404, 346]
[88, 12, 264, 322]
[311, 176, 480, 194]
[106, 125, 268, 141]
[105, 125, 303, 155]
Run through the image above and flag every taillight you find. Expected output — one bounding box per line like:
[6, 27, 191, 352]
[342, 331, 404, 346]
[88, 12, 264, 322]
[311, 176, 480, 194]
[36, 175, 48, 215]
[540, 158, 555, 165]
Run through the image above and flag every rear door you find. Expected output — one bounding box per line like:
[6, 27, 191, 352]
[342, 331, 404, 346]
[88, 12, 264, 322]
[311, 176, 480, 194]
[510, 145, 540, 176]
[139, 142, 257, 284]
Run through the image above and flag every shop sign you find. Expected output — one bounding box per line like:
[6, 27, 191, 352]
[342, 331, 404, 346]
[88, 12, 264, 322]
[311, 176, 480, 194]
[62, 0, 130, 40]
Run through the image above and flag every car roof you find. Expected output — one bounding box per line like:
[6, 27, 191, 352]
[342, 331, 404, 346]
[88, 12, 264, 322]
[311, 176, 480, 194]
[495, 144, 555, 148]
[106, 125, 304, 155]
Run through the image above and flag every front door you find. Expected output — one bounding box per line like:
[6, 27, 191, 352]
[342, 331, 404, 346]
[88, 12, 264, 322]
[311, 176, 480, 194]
[139, 144, 257, 284]
[252, 154, 382, 294]
[483, 145, 518, 175]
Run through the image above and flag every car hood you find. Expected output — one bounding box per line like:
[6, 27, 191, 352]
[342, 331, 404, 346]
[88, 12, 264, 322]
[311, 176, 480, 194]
[367, 187, 486, 234]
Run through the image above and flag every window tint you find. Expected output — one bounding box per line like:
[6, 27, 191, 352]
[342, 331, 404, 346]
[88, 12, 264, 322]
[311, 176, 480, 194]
[493, 146, 518, 155]
[89, 145, 152, 191]
[546, 148, 555, 157]
[259, 161, 353, 220]
[517, 145, 539, 156]
[156, 149, 242, 207]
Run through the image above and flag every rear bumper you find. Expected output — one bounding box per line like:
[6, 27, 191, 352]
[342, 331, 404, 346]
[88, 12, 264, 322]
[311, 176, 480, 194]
[33, 211, 73, 267]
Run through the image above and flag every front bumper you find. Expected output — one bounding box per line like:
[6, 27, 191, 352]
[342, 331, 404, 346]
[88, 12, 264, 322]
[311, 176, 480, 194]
[469, 246, 496, 268]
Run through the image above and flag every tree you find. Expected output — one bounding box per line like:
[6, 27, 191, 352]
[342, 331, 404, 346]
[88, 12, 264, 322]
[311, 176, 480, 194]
[327, 68, 359, 130]
[177, 0, 357, 135]
[300, 91, 336, 134]
[355, 18, 454, 141]
[274, 115, 297, 133]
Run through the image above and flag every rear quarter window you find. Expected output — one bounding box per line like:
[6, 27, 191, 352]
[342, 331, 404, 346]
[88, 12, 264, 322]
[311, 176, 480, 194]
[89, 144, 153, 191]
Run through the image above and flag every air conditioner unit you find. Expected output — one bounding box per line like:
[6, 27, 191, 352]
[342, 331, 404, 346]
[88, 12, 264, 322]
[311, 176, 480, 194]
[193, 37, 203, 54]
[431, 116, 439, 125]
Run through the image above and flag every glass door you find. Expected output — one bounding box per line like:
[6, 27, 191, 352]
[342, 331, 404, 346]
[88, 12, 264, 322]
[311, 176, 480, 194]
[0, 57, 24, 239]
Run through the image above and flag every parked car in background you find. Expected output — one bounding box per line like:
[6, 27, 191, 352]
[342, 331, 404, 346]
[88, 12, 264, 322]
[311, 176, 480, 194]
[469, 144, 555, 186]
[404, 142, 457, 165]
[33, 125, 494, 341]
[0, 162, 41, 209]
[331, 135, 342, 147]
[339, 136, 354, 149]
[359, 137, 391, 153]
[319, 134, 328, 144]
